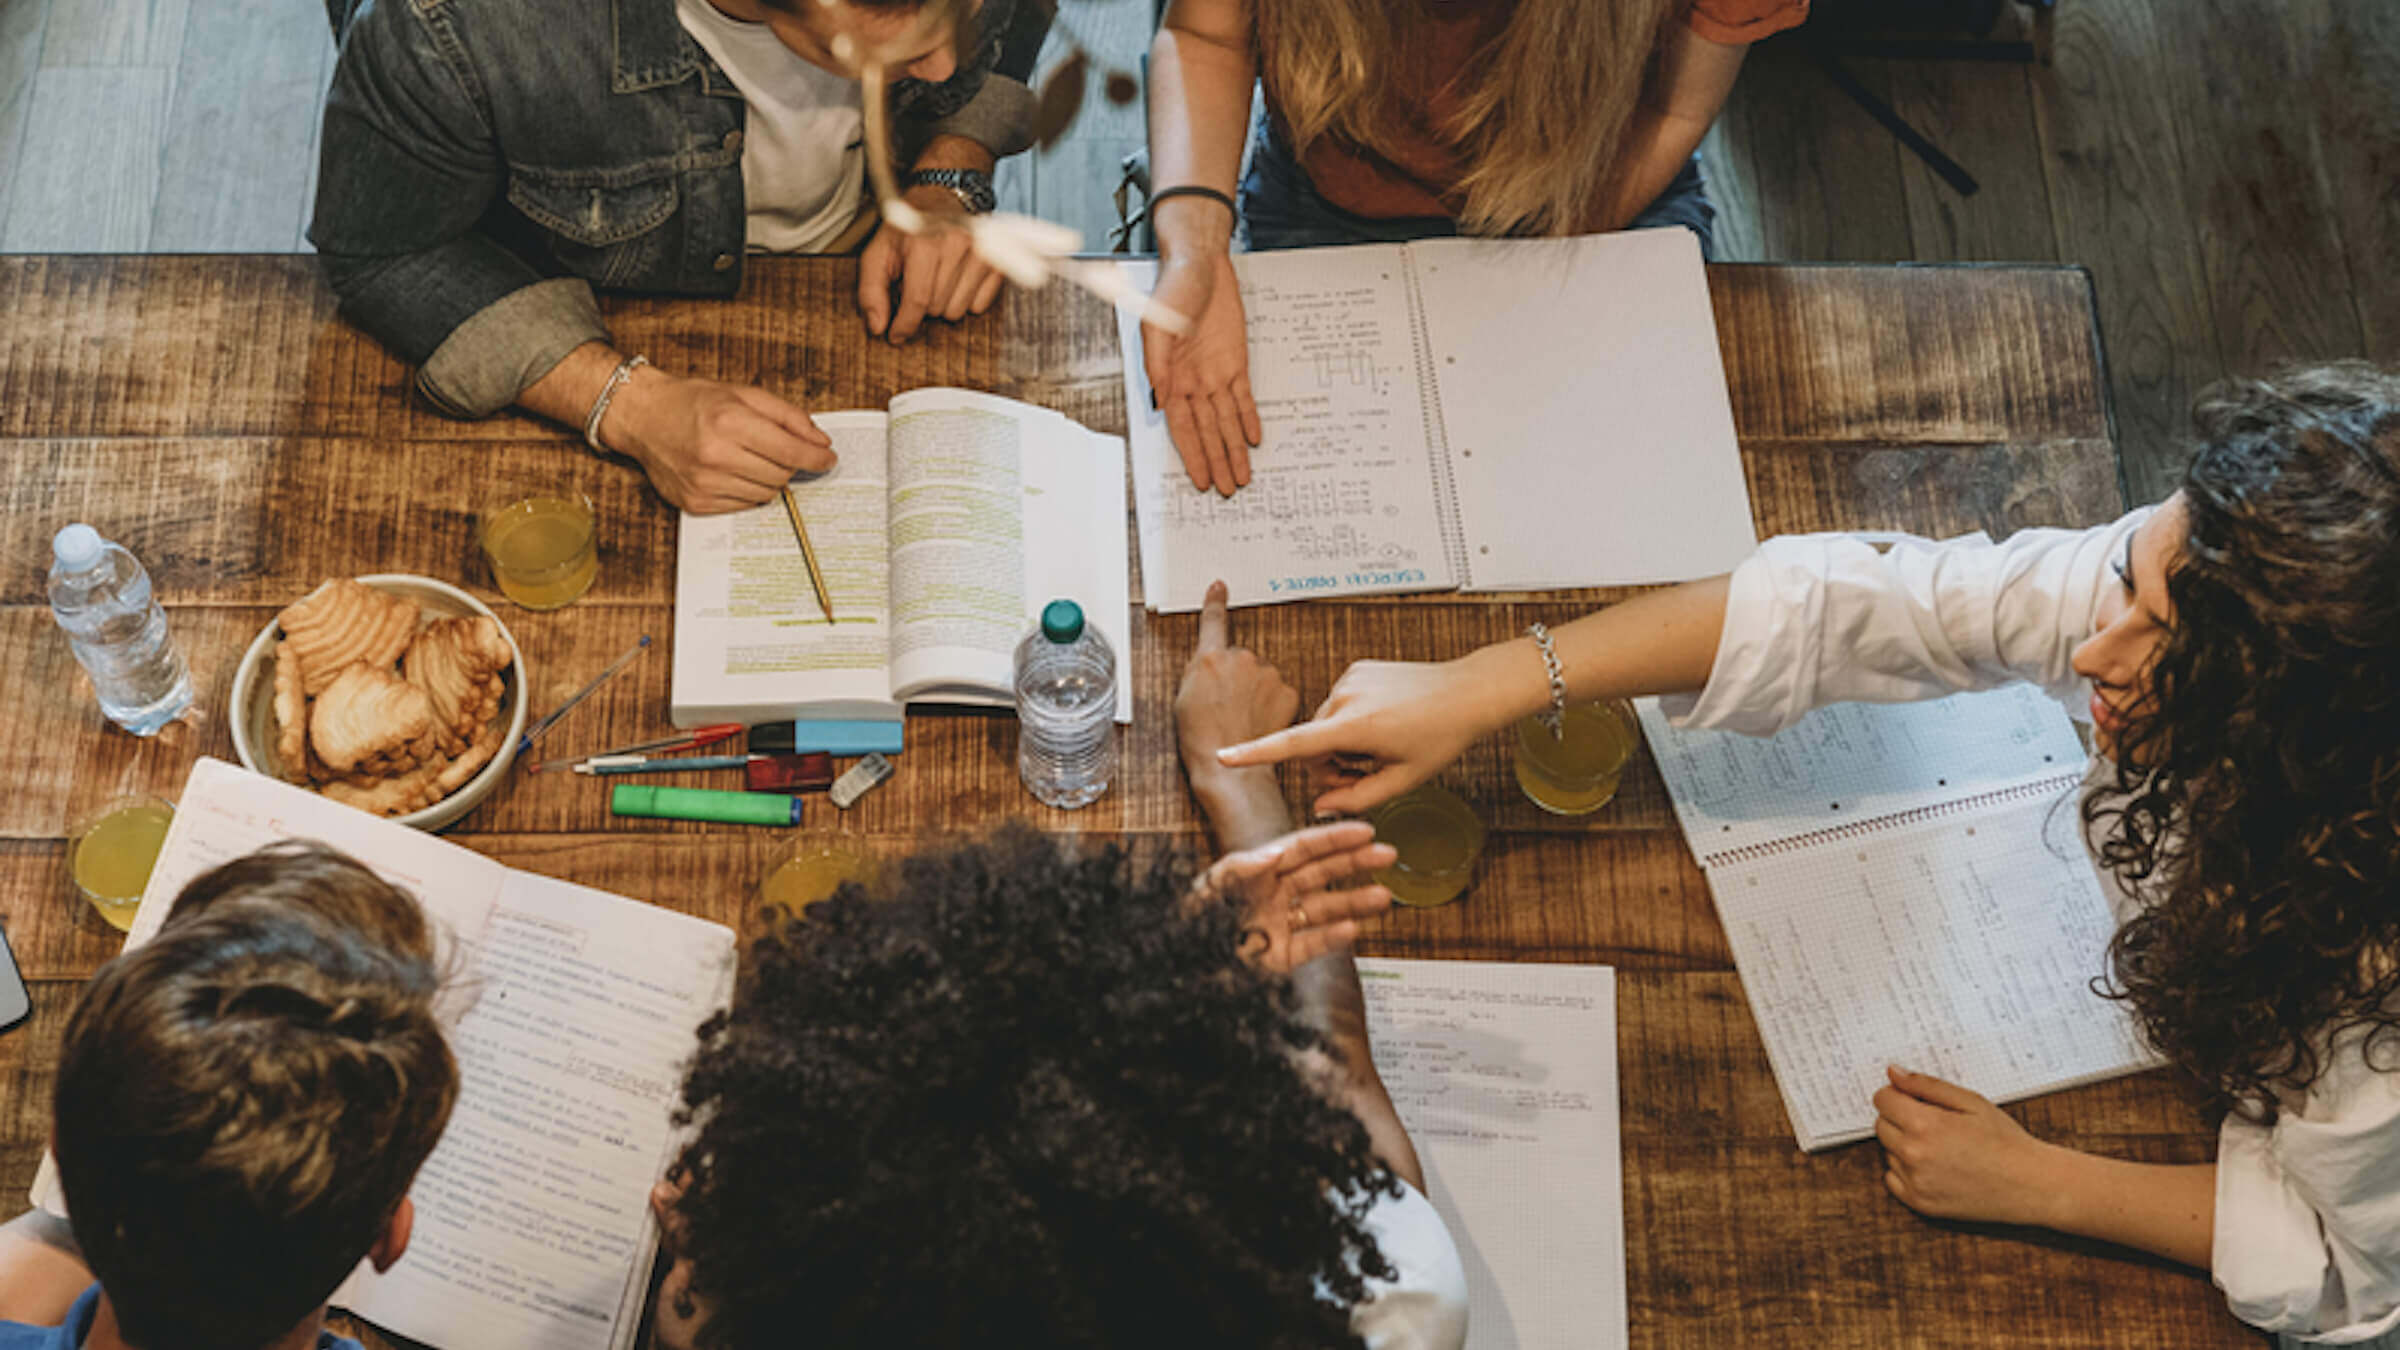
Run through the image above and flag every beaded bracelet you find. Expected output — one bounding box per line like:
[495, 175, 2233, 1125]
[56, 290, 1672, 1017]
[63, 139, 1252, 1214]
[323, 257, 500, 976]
[1526, 622, 1567, 738]
[583, 354, 649, 456]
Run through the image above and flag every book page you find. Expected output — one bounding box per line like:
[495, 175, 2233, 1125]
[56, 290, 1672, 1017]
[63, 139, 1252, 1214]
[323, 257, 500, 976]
[1115, 251, 1457, 611]
[882, 388, 1027, 695]
[342, 872, 736, 1350]
[1358, 959, 1626, 1350]
[1410, 230, 1757, 589]
[883, 389, 1132, 722]
[1635, 684, 2090, 861]
[670, 412, 900, 726]
[29, 758, 503, 1215]
[1709, 791, 2156, 1150]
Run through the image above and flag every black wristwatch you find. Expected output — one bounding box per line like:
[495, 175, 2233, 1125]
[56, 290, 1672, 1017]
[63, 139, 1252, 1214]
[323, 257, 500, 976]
[904, 168, 998, 214]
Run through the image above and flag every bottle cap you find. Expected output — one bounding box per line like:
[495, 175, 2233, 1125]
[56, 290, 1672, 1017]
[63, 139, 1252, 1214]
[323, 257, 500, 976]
[52, 524, 103, 571]
[1040, 599, 1084, 644]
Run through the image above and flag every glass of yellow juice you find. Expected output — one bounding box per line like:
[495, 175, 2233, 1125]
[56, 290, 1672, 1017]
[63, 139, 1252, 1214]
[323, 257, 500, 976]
[480, 487, 599, 611]
[757, 838, 880, 915]
[1365, 784, 1485, 908]
[67, 795, 175, 931]
[1513, 699, 1639, 816]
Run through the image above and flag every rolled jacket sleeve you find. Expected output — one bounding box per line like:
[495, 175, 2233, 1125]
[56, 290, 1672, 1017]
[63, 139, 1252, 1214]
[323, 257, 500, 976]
[1668, 512, 2150, 737]
[2217, 1036, 2400, 1343]
[310, 0, 601, 414]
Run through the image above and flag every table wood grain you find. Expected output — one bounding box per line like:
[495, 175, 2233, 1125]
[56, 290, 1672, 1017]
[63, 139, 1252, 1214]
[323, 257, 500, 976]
[0, 256, 2260, 1347]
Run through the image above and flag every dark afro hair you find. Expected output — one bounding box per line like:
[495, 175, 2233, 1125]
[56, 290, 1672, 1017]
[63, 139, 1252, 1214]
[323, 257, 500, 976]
[671, 823, 1400, 1348]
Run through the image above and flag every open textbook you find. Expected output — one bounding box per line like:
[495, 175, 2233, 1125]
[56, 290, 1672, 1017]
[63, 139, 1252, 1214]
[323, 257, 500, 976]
[1359, 959, 1626, 1350]
[672, 387, 1131, 726]
[1114, 228, 1758, 611]
[1635, 685, 2158, 1151]
[31, 758, 734, 1350]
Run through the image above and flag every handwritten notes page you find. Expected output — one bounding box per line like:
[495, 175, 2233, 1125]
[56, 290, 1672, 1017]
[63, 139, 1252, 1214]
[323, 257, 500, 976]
[1638, 692, 2155, 1150]
[342, 874, 737, 1350]
[1715, 792, 2154, 1149]
[1359, 959, 1626, 1350]
[1116, 249, 1457, 611]
[1635, 684, 2090, 859]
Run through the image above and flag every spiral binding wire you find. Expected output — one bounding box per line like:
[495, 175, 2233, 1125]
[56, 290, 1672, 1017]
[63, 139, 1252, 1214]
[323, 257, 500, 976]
[1400, 249, 1471, 588]
[1698, 772, 2083, 870]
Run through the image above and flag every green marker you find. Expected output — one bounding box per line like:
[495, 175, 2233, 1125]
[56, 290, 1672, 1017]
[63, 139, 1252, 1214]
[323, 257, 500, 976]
[611, 784, 803, 827]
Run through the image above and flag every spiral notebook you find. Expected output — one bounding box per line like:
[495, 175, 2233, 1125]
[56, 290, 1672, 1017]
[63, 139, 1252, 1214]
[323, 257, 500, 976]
[1113, 229, 1758, 611]
[1635, 685, 2157, 1151]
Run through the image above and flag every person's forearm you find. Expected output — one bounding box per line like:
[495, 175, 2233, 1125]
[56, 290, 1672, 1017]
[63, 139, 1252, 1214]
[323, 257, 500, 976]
[1588, 30, 1745, 233]
[2038, 1152, 2215, 1269]
[910, 134, 997, 175]
[1589, 106, 1718, 233]
[1292, 953, 1426, 1191]
[1147, 11, 1253, 261]
[1451, 574, 1732, 735]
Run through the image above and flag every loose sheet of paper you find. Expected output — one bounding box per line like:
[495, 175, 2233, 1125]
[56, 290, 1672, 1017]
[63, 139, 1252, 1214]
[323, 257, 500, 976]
[1116, 250, 1457, 611]
[1636, 684, 2090, 861]
[343, 873, 736, 1350]
[1359, 959, 1626, 1350]
[1709, 791, 2155, 1149]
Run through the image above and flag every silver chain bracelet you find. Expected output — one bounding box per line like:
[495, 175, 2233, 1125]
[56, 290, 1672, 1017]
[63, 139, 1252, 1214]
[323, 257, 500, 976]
[583, 354, 649, 456]
[1526, 622, 1567, 737]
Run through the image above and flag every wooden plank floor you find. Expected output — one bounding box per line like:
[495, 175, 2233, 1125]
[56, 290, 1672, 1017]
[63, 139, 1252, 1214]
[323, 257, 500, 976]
[5, 0, 2392, 496]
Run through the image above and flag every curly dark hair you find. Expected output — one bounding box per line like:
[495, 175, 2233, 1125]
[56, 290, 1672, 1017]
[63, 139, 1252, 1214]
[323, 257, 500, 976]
[2093, 361, 2400, 1115]
[670, 824, 1400, 1349]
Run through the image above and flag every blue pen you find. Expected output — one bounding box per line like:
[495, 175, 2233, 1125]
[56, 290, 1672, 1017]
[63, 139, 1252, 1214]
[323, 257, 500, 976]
[572, 753, 757, 776]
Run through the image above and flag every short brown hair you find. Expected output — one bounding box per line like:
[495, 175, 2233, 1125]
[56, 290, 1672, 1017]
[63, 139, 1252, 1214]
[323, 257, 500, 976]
[54, 842, 458, 1350]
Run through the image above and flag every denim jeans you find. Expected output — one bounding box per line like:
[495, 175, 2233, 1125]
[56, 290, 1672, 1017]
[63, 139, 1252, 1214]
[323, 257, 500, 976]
[1239, 121, 1718, 260]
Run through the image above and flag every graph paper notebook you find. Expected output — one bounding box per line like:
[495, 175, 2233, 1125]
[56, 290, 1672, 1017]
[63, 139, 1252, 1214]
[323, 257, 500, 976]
[1113, 228, 1757, 611]
[1635, 686, 2157, 1151]
[1359, 959, 1626, 1350]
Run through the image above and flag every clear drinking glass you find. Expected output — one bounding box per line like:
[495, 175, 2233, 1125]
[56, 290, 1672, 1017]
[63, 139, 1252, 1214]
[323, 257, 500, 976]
[479, 487, 599, 610]
[1364, 784, 1486, 908]
[1513, 699, 1638, 816]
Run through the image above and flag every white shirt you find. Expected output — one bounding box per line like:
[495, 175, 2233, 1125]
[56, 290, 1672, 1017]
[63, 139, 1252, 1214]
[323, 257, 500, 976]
[1670, 512, 2400, 1347]
[1343, 1179, 1472, 1350]
[674, 0, 868, 254]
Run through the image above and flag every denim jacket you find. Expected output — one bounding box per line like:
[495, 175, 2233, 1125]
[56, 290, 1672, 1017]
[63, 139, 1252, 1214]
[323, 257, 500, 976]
[309, 0, 1046, 418]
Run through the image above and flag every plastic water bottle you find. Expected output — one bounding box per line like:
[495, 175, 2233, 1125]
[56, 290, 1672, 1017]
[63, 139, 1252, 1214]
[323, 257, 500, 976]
[47, 524, 192, 736]
[1015, 599, 1115, 809]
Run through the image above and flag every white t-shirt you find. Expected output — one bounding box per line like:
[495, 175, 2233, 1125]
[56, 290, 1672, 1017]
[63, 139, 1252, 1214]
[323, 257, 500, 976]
[1342, 1179, 1471, 1350]
[1673, 511, 2400, 1347]
[673, 0, 867, 254]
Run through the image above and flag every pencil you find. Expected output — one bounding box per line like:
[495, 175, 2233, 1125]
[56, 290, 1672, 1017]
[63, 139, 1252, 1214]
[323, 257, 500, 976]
[781, 486, 835, 624]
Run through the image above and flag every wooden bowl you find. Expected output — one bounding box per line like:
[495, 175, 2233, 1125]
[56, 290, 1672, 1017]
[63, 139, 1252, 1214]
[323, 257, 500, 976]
[228, 574, 528, 832]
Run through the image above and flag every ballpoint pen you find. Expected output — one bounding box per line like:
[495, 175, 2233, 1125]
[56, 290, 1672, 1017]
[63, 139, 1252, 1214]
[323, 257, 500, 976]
[520, 634, 651, 756]
[529, 723, 744, 774]
[573, 754, 758, 776]
[781, 486, 835, 623]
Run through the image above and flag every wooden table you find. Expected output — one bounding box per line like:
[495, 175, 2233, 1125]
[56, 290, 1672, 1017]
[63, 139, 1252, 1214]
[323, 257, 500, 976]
[0, 257, 2260, 1348]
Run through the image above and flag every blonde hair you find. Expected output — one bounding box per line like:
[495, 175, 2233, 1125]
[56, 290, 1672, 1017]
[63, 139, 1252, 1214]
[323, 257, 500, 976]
[1256, 0, 1681, 237]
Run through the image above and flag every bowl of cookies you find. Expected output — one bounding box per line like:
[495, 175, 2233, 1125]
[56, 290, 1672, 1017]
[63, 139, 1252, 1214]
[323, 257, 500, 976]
[229, 575, 528, 831]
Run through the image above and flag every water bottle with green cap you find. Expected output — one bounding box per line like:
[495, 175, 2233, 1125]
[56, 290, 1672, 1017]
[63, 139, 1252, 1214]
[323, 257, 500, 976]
[1014, 598, 1115, 808]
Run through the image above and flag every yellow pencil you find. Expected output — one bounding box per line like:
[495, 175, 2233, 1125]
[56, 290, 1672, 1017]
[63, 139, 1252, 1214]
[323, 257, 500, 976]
[780, 487, 835, 623]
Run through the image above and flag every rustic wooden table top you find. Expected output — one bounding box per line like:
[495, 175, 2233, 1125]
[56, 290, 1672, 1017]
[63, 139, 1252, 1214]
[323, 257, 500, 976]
[0, 256, 2259, 1348]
